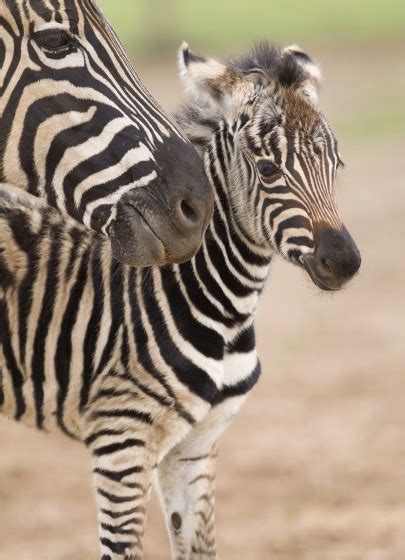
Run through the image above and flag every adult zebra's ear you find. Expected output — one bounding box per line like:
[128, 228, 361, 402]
[178, 42, 250, 111]
[281, 44, 322, 106]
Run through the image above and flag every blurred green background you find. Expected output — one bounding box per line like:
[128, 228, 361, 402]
[99, 0, 405, 53]
[99, 0, 405, 141]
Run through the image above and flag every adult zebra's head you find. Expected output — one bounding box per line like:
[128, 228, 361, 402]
[0, 1, 213, 267]
[178, 42, 361, 291]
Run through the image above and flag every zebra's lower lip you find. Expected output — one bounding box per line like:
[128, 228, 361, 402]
[110, 186, 209, 268]
[302, 224, 361, 291]
[302, 257, 342, 292]
[110, 192, 207, 267]
[109, 203, 168, 267]
[129, 204, 166, 247]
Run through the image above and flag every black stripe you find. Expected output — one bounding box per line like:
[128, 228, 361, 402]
[0, 301, 25, 419]
[95, 466, 144, 482]
[100, 537, 132, 555]
[8, 209, 44, 366]
[101, 507, 145, 520]
[91, 409, 153, 424]
[109, 371, 174, 410]
[54, 247, 90, 436]
[93, 439, 145, 458]
[274, 216, 312, 248]
[85, 429, 126, 446]
[0, 253, 14, 289]
[214, 361, 262, 404]
[94, 258, 124, 378]
[0, 367, 4, 408]
[80, 241, 105, 409]
[98, 488, 138, 505]
[227, 326, 256, 354]
[100, 523, 136, 536]
[31, 221, 63, 429]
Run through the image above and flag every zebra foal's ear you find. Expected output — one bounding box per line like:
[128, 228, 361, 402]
[178, 42, 243, 105]
[282, 44, 322, 106]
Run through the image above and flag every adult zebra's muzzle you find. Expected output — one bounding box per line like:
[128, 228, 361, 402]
[110, 181, 213, 268]
[303, 224, 361, 291]
[109, 136, 214, 267]
[110, 191, 208, 267]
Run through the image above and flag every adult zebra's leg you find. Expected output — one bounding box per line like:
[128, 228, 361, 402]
[157, 399, 245, 559]
[86, 425, 157, 560]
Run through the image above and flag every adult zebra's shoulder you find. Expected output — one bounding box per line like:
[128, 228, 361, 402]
[0, 0, 213, 267]
[0, 42, 361, 559]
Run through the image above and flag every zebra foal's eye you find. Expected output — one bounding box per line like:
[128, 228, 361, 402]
[34, 29, 72, 52]
[257, 160, 279, 181]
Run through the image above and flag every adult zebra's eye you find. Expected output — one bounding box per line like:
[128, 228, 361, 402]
[257, 160, 279, 181]
[34, 29, 71, 51]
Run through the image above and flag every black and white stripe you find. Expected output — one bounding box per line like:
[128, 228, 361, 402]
[0, 42, 358, 559]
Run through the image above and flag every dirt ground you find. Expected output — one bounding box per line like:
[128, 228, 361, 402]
[0, 44, 404, 559]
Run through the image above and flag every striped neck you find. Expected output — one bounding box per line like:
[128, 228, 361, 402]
[176, 133, 272, 328]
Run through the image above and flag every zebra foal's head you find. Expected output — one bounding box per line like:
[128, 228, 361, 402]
[0, 1, 213, 266]
[178, 42, 361, 291]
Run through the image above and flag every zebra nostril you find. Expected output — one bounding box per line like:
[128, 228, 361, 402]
[318, 257, 333, 276]
[180, 199, 197, 221]
[178, 198, 202, 227]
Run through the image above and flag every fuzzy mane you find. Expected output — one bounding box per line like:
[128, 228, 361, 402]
[175, 42, 322, 150]
[228, 42, 308, 88]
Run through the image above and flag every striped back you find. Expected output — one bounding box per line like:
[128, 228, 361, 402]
[0, 1, 213, 266]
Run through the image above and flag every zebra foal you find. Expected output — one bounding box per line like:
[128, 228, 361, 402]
[0, 0, 212, 266]
[0, 42, 361, 559]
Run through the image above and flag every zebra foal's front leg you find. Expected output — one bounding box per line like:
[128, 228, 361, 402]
[159, 437, 218, 560]
[86, 423, 157, 560]
[157, 399, 245, 559]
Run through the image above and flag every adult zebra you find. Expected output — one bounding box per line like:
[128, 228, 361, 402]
[0, 0, 213, 266]
[0, 43, 361, 559]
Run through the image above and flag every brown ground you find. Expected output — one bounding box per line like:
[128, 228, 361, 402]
[0, 45, 404, 560]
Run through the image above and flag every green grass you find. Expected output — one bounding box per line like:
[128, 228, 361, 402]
[99, 0, 405, 55]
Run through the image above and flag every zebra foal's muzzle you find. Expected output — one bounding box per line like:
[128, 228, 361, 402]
[303, 224, 361, 291]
